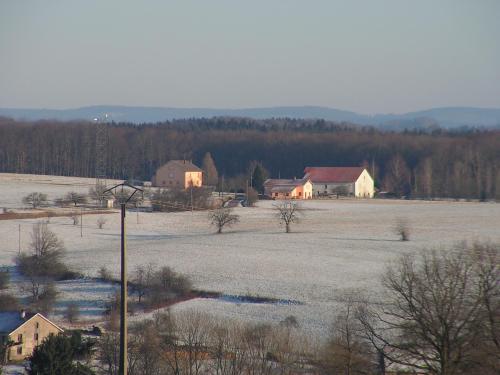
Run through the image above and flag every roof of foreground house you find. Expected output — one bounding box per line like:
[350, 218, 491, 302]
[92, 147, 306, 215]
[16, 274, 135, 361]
[304, 167, 366, 183]
[160, 160, 202, 172]
[264, 178, 310, 193]
[0, 311, 63, 334]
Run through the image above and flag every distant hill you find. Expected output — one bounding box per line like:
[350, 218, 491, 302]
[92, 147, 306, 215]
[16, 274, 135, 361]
[1, 105, 499, 129]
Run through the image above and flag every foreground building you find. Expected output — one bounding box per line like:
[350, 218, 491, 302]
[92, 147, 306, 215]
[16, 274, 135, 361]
[0, 311, 63, 362]
[263, 178, 313, 199]
[152, 160, 203, 189]
[304, 167, 374, 198]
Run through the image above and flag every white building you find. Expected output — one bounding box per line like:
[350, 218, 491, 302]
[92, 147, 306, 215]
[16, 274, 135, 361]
[303, 167, 374, 198]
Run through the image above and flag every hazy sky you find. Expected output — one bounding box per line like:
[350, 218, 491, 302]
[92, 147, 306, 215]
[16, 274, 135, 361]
[1, 0, 499, 114]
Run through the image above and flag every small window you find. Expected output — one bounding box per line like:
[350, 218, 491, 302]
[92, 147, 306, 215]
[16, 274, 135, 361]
[34, 333, 39, 341]
[35, 322, 39, 329]
[17, 346, 22, 355]
[17, 334, 22, 343]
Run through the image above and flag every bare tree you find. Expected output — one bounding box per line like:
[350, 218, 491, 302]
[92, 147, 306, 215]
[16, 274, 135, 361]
[131, 264, 154, 304]
[65, 191, 87, 207]
[274, 200, 302, 233]
[209, 207, 240, 234]
[65, 302, 80, 323]
[394, 218, 410, 241]
[97, 216, 107, 229]
[357, 244, 499, 375]
[16, 222, 66, 301]
[71, 213, 79, 225]
[22, 192, 48, 208]
[320, 291, 374, 375]
[89, 182, 112, 207]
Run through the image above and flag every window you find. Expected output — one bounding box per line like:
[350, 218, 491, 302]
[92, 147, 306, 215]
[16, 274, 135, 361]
[17, 346, 22, 355]
[17, 334, 22, 343]
[298, 191, 302, 196]
[34, 333, 39, 341]
[35, 322, 39, 329]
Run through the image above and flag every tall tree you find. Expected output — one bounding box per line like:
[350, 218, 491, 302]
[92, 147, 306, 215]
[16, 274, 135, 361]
[251, 163, 268, 194]
[201, 152, 219, 186]
[383, 154, 411, 197]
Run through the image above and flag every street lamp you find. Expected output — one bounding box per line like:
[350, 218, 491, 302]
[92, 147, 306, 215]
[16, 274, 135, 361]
[103, 182, 143, 375]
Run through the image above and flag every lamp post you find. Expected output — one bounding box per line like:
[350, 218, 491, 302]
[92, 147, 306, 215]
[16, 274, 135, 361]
[103, 182, 143, 375]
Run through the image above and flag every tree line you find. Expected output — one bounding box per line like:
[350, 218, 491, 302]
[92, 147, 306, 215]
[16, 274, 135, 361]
[1, 117, 500, 199]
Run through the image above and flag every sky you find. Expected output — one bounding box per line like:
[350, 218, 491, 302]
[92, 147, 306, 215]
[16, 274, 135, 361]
[1, 0, 499, 114]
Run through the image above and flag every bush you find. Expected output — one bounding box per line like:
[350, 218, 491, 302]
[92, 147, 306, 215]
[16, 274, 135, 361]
[152, 187, 213, 212]
[131, 265, 192, 308]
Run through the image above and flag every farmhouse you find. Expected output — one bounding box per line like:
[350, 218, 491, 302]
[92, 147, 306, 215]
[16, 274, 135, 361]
[152, 160, 203, 189]
[0, 311, 63, 362]
[263, 178, 313, 199]
[304, 167, 374, 198]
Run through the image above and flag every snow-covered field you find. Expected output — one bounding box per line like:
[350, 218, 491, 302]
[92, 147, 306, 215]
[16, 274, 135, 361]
[1, 173, 499, 340]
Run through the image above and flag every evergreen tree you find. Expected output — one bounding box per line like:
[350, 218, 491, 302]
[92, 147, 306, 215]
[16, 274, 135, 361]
[29, 334, 94, 375]
[201, 152, 219, 186]
[252, 163, 267, 194]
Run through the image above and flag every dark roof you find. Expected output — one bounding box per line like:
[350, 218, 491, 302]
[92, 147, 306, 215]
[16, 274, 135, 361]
[0, 311, 36, 333]
[163, 160, 202, 172]
[0, 312, 63, 334]
[304, 167, 366, 183]
[264, 178, 310, 193]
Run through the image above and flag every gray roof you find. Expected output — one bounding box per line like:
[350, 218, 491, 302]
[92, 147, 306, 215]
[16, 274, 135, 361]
[0, 312, 31, 333]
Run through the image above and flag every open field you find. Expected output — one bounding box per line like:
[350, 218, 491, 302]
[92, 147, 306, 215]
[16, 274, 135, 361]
[1, 173, 500, 340]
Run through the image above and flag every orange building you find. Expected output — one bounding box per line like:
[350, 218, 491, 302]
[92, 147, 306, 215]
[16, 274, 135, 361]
[263, 178, 313, 199]
[0, 311, 63, 362]
[152, 160, 203, 189]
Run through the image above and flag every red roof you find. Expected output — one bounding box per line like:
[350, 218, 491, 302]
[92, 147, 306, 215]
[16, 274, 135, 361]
[304, 167, 365, 183]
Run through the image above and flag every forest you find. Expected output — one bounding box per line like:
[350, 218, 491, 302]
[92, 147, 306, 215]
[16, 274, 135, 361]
[1, 116, 500, 199]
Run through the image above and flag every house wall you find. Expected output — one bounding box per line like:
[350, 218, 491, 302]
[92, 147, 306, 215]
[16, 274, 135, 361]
[354, 169, 374, 198]
[311, 182, 354, 196]
[271, 181, 313, 200]
[184, 171, 203, 189]
[153, 163, 202, 189]
[295, 181, 313, 199]
[7, 315, 62, 361]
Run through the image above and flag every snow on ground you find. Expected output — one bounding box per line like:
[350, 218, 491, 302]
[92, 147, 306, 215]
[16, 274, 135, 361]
[1, 173, 500, 340]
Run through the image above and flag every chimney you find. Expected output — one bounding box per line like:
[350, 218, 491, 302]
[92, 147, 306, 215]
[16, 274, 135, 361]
[20, 310, 26, 319]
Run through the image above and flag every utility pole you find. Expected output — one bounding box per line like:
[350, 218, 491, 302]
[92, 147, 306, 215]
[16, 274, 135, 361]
[103, 183, 143, 375]
[18, 224, 21, 254]
[80, 207, 83, 237]
[190, 178, 194, 213]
